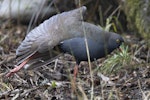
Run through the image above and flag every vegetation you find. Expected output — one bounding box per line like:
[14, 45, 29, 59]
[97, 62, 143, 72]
[101, 44, 131, 74]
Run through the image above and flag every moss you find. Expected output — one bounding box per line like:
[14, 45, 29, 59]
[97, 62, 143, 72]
[124, 0, 150, 45]
[125, 0, 140, 29]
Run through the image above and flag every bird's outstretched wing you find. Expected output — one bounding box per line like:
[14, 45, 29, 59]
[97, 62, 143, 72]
[16, 6, 87, 65]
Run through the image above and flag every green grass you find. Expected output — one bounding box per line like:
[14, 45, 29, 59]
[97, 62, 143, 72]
[100, 44, 131, 74]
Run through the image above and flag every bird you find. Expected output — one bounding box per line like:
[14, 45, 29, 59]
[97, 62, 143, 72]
[6, 6, 124, 77]
[59, 31, 124, 78]
[6, 6, 87, 77]
[59, 33, 124, 65]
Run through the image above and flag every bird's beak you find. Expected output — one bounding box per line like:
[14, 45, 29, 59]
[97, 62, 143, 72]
[118, 47, 123, 52]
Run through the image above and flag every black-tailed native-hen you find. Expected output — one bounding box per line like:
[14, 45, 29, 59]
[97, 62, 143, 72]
[6, 6, 124, 78]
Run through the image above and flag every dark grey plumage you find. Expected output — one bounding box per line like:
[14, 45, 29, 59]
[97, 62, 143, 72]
[60, 31, 124, 64]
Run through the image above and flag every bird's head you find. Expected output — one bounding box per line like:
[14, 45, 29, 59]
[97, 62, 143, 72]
[107, 32, 124, 52]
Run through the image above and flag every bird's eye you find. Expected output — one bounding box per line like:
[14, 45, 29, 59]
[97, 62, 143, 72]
[116, 39, 120, 43]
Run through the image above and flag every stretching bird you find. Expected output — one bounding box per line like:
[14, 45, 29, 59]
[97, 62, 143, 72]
[6, 6, 124, 77]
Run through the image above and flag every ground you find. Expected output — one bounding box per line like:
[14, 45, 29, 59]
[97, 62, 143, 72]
[0, 20, 149, 100]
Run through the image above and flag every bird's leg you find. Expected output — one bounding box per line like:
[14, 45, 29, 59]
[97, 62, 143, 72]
[6, 58, 30, 77]
[71, 64, 79, 94]
[73, 64, 79, 81]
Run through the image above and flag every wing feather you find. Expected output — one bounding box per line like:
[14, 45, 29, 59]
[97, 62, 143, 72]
[16, 6, 87, 65]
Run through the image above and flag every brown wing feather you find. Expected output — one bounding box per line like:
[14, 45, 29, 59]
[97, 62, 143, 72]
[16, 6, 87, 65]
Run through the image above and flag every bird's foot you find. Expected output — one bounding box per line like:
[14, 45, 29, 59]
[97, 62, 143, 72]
[6, 65, 21, 77]
[6, 58, 29, 77]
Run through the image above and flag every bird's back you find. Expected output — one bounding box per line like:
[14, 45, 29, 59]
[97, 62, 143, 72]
[60, 37, 107, 63]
